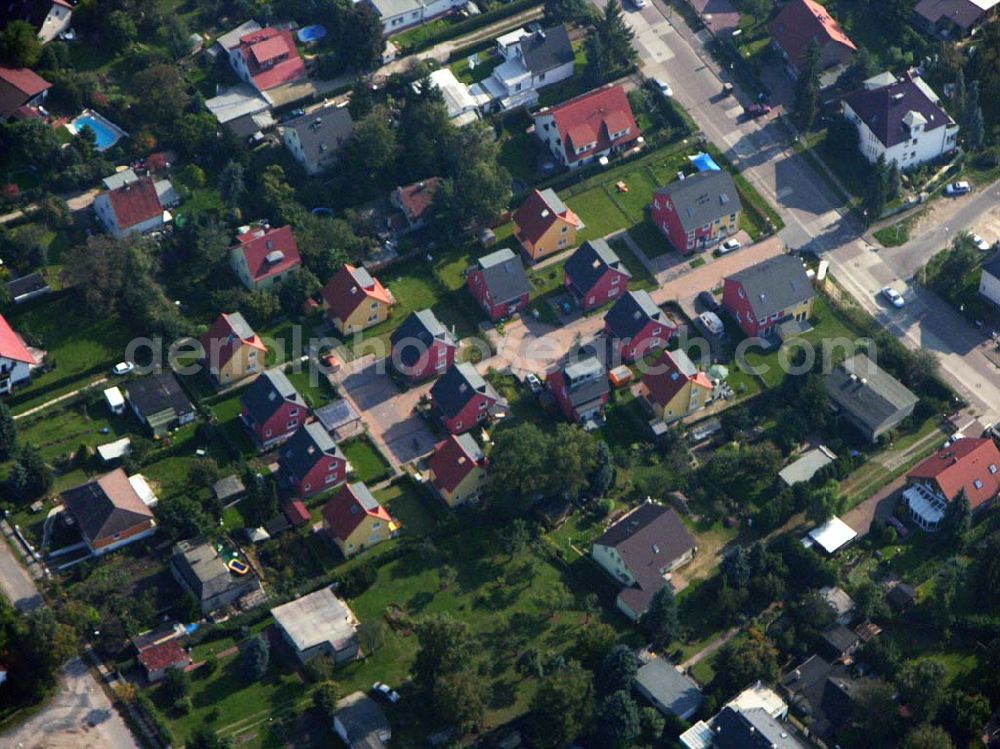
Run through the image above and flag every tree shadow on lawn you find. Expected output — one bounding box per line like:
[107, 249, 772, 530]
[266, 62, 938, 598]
[406, 590, 435, 613]
[488, 677, 519, 710]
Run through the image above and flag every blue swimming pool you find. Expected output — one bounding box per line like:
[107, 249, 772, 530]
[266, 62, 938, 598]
[70, 112, 125, 151]
[297, 24, 327, 43]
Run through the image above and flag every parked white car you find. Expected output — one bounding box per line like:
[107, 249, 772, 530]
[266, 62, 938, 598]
[633, 0, 648, 8]
[717, 239, 741, 255]
[945, 181, 970, 196]
[372, 682, 400, 704]
[881, 286, 905, 308]
[653, 77, 672, 97]
[972, 234, 991, 252]
[111, 361, 134, 376]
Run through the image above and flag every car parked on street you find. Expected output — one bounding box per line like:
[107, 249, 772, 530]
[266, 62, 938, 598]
[945, 181, 970, 196]
[972, 234, 991, 252]
[653, 77, 672, 97]
[111, 361, 134, 376]
[717, 238, 741, 255]
[881, 286, 905, 308]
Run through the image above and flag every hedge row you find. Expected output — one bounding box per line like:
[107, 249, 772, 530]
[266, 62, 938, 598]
[399, 0, 541, 54]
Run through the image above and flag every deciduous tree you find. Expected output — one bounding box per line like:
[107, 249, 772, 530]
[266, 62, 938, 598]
[526, 661, 594, 749]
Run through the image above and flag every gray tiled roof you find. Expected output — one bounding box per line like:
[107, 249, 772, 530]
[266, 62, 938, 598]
[727, 254, 814, 321]
[655, 170, 740, 233]
[635, 657, 703, 719]
[983, 250, 1000, 280]
[390, 309, 454, 367]
[714, 706, 808, 749]
[124, 372, 195, 422]
[563, 238, 630, 297]
[284, 103, 354, 165]
[227, 311, 256, 340]
[824, 353, 917, 434]
[241, 369, 305, 424]
[521, 25, 574, 75]
[476, 248, 530, 303]
[430, 362, 497, 418]
[281, 422, 344, 480]
[604, 290, 669, 339]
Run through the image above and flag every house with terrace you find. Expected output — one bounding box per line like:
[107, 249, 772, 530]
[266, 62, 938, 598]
[513, 188, 582, 262]
[279, 422, 348, 498]
[470, 25, 575, 112]
[639, 349, 713, 423]
[367, 0, 467, 34]
[94, 177, 170, 238]
[0, 312, 37, 395]
[722, 254, 814, 339]
[229, 27, 306, 96]
[323, 482, 398, 558]
[430, 362, 505, 434]
[903, 437, 1000, 531]
[170, 538, 262, 615]
[843, 71, 958, 168]
[229, 224, 302, 291]
[280, 102, 354, 176]
[533, 85, 639, 170]
[604, 290, 677, 363]
[60, 469, 157, 556]
[680, 682, 802, 749]
[591, 502, 696, 621]
[769, 0, 856, 80]
[124, 373, 196, 437]
[0, 65, 50, 120]
[428, 433, 489, 507]
[239, 369, 309, 449]
[389, 309, 456, 385]
[466, 248, 531, 322]
[200, 311, 267, 386]
[322, 264, 393, 335]
[563, 238, 631, 312]
[548, 354, 609, 427]
[651, 170, 741, 254]
[824, 353, 918, 443]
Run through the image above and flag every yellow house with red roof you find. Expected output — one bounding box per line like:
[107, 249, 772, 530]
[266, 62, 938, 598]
[513, 188, 581, 261]
[322, 482, 399, 558]
[199, 311, 267, 385]
[639, 349, 713, 423]
[322, 265, 393, 335]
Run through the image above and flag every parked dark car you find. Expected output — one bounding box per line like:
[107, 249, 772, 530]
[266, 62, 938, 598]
[744, 103, 771, 119]
[697, 290, 720, 312]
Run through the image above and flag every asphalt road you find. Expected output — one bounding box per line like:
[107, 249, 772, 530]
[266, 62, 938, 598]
[611, 0, 1000, 425]
[0, 528, 43, 612]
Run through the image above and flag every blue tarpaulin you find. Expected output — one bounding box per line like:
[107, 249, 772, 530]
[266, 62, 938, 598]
[688, 152, 721, 172]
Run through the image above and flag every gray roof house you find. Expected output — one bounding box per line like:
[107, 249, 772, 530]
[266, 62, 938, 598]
[592, 502, 696, 620]
[824, 353, 918, 442]
[711, 706, 809, 749]
[170, 538, 262, 615]
[333, 692, 391, 749]
[604, 289, 673, 341]
[472, 247, 531, 307]
[124, 372, 196, 437]
[781, 654, 877, 741]
[280, 103, 354, 176]
[563, 238, 632, 303]
[271, 586, 360, 664]
[4, 272, 49, 304]
[724, 254, 815, 335]
[635, 656, 704, 720]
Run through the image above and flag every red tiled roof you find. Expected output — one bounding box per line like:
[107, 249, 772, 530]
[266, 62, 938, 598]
[907, 438, 1000, 511]
[232, 225, 302, 283]
[429, 435, 487, 494]
[513, 189, 580, 246]
[0, 66, 51, 97]
[200, 312, 266, 370]
[284, 500, 311, 526]
[322, 483, 391, 541]
[769, 0, 856, 71]
[0, 313, 35, 365]
[396, 178, 442, 221]
[238, 28, 305, 91]
[543, 85, 639, 164]
[105, 177, 162, 230]
[641, 350, 711, 407]
[137, 639, 189, 674]
[321, 264, 391, 322]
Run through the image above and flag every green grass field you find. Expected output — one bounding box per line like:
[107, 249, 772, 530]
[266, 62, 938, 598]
[342, 436, 392, 484]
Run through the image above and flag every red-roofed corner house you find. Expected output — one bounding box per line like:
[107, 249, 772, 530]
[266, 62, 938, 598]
[137, 639, 191, 683]
[229, 224, 302, 291]
[513, 188, 581, 261]
[769, 0, 856, 78]
[230, 27, 306, 94]
[93, 177, 166, 238]
[322, 482, 398, 558]
[532, 85, 639, 170]
[904, 438, 1000, 531]
[322, 264, 393, 335]
[0, 312, 36, 395]
[639, 349, 713, 423]
[0, 65, 51, 120]
[200, 311, 267, 386]
[428, 434, 489, 507]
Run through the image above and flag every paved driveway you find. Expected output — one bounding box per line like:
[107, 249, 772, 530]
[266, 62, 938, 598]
[2, 658, 139, 749]
[335, 357, 437, 468]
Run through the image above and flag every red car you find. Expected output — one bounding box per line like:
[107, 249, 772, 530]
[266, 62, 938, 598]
[745, 103, 771, 119]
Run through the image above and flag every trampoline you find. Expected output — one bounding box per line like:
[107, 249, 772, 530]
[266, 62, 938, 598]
[297, 25, 327, 43]
[688, 152, 722, 172]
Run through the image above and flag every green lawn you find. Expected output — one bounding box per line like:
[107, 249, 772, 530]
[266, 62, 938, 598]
[376, 480, 443, 537]
[571, 186, 631, 242]
[449, 52, 501, 85]
[627, 218, 672, 259]
[342, 436, 392, 484]
[607, 238, 657, 291]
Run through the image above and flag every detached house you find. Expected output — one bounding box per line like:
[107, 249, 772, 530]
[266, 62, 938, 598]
[904, 438, 1000, 531]
[843, 72, 958, 168]
[548, 355, 609, 427]
[466, 248, 531, 322]
[592, 502, 696, 620]
[323, 482, 397, 558]
[0, 313, 36, 395]
[389, 309, 456, 385]
[230, 27, 306, 95]
[428, 433, 488, 507]
[980, 251, 1000, 307]
[722, 255, 815, 339]
[430, 362, 504, 434]
[470, 25, 575, 111]
[651, 170, 741, 254]
[366, 0, 467, 35]
[533, 85, 639, 170]
[513, 188, 582, 262]
[240, 368, 309, 449]
[0, 65, 51, 120]
[170, 538, 262, 615]
[280, 103, 354, 176]
[769, 0, 856, 78]
[322, 264, 393, 335]
[390, 178, 442, 235]
[94, 177, 169, 238]
[604, 290, 677, 362]
[271, 587, 359, 665]
[824, 353, 918, 443]
[640, 349, 713, 423]
[200, 311, 267, 386]
[230, 224, 301, 291]
[0, 0, 73, 44]
[563, 238, 631, 312]
[124, 373, 196, 437]
[60, 469, 157, 556]
[280, 422, 347, 498]
[914, 0, 1000, 38]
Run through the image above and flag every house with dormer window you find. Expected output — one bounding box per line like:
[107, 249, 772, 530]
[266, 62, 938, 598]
[903, 438, 1000, 531]
[240, 369, 309, 449]
[651, 170, 741, 254]
[322, 265, 394, 335]
[533, 85, 639, 170]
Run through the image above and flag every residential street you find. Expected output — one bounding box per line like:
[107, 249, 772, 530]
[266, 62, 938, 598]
[0, 528, 43, 612]
[611, 0, 1000, 426]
